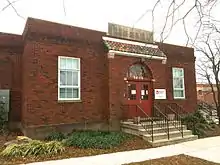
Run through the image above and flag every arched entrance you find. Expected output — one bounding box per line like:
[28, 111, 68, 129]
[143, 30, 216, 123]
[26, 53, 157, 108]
[125, 63, 153, 116]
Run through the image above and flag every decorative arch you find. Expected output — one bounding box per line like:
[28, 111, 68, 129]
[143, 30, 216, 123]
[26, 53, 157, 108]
[127, 63, 153, 79]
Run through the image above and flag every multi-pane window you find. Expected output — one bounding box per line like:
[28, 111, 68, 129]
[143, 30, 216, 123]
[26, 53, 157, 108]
[128, 84, 136, 100]
[141, 84, 149, 100]
[58, 56, 80, 100]
[172, 67, 185, 99]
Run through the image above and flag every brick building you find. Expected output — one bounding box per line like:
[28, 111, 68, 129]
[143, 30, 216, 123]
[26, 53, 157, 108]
[197, 83, 218, 106]
[0, 18, 197, 138]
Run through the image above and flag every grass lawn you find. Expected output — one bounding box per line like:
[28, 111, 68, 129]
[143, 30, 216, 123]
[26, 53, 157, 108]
[124, 154, 219, 165]
[0, 132, 152, 165]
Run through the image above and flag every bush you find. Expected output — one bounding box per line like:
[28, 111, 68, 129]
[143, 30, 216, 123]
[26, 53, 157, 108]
[45, 131, 66, 141]
[182, 111, 207, 125]
[181, 111, 211, 137]
[0, 101, 8, 134]
[1, 140, 65, 157]
[63, 131, 131, 149]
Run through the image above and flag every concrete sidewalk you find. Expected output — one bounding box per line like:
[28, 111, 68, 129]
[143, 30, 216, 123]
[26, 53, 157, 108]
[27, 136, 220, 165]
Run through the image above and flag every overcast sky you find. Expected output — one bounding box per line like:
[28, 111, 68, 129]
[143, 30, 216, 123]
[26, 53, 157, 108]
[1, 0, 220, 83]
[0, 0, 204, 46]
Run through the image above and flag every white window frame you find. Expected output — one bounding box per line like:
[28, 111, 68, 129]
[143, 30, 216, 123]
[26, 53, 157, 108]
[58, 56, 81, 101]
[172, 67, 185, 99]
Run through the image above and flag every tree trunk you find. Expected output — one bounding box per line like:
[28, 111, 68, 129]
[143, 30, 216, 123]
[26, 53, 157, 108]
[217, 105, 220, 125]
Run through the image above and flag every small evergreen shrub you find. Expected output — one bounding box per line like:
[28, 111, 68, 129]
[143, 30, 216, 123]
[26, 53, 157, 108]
[63, 131, 131, 149]
[1, 140, 65, 157]
[45, 131, 66, 141]
[0, 101, 8, 134]
[181, 111, 211, 137]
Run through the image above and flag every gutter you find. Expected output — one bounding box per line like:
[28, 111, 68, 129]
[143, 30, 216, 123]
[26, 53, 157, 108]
[109, 50, 167, 61]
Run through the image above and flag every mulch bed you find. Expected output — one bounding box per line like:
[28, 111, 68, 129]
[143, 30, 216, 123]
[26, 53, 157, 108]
[1, 125, 220, 165]
[124, 154, 219, 165]
[0, 135, 152, 165]
[203, 124, 220, 138]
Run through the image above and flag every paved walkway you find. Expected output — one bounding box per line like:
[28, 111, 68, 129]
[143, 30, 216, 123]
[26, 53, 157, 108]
[27, 136, 220, 165]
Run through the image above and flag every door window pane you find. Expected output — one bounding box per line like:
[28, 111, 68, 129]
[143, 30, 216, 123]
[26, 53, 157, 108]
[141, 84, 148, 100]
[128, 84, 136, 100]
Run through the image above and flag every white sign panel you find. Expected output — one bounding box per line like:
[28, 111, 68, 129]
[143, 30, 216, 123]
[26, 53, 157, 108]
[131, 90, 136, 95]
[154, 89, 166, 99]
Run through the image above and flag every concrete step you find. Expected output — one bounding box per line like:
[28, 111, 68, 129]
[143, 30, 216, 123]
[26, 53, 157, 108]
[142, 130, 192, 141]
[121, 123, 187, 134]
[121, 121, 183, 130]
[142, 121, 182, 128]
[148, 135, 198, 147]
[126, 117, 161, 122]
[121, 121, 198, 147]
[138, 125, 187, 134]
[121, 124, 190, 139]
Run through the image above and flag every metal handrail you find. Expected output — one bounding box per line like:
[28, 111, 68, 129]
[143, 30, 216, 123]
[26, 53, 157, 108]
[166, 105, 184, 138]
[121, 104, 154, 142]
[156, 102, 186, 138]
[153, 105, 170, 140]
[136, 105, 154, 142]
[170, 102, 188, 115]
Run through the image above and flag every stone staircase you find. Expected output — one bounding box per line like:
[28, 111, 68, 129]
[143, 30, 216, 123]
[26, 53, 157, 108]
[121, 120, 198, 147]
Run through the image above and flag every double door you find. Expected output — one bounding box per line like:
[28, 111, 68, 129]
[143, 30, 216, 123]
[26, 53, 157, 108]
[125, 81, 153, 117]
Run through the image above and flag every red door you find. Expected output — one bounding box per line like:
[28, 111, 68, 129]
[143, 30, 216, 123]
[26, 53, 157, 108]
[125, 81, 153, 118]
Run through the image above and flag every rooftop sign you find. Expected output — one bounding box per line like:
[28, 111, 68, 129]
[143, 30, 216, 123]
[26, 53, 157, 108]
[108, 23, 154, 43]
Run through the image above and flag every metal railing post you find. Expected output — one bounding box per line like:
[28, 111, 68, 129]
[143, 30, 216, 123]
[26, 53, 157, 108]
[167, 119, 170, 140]
[151, 120, 154, 142]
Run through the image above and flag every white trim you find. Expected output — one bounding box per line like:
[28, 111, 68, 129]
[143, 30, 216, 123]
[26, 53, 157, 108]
[102, 36, 158, 48]
[58, 56, 81, 101]
[109, 50, 167, 60]
[172, 67, 185, 99]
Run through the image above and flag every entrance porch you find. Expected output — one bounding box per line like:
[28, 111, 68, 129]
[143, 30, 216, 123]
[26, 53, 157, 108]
[120, 103, 198, 146]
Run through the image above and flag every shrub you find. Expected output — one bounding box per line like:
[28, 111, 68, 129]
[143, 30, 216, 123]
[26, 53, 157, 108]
[45, 131, 66, 141]
[182, 111, 207, 125]
[63, 131, 131, 149]
[1, 140, 65, 157]
[0, 101, 8, 134]
[181, 111, 212, 138]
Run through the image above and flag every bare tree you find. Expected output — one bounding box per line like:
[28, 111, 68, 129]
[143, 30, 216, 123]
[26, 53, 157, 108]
[0, 0, 24, 19]
[2, 0, 220, 44]
[1, 0, 220, 114]
[135, 0, 220, 45]
[196, 26, 220, 120]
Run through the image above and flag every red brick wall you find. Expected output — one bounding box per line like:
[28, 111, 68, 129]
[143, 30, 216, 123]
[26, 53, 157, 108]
[19, 18, 196, 128]
[108, 43, 197, 121]
[0, 33, 23, 122]
[21, 38, 109, 126]
[158, 43, 197, 113]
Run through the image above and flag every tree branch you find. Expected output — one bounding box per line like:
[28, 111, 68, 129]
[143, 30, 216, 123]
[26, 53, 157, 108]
[5, 0, 24, 19]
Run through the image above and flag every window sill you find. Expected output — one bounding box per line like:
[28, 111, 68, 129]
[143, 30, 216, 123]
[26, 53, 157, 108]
[58, 100, 82, 103]
[173, 98, 186, 100]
